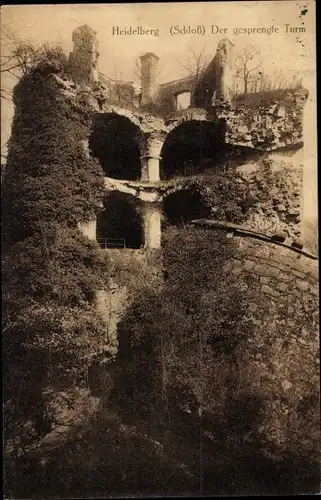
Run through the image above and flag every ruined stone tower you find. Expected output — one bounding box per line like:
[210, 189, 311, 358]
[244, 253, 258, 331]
[69, 24, 99, 83]
[139, 52, 159, 105]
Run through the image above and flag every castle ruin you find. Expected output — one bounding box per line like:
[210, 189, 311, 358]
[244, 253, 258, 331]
[60, 25, 315, 253]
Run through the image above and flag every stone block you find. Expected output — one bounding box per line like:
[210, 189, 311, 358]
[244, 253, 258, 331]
[278, 282, 288, 292]
[261, 284, 280, 297]
[260, 276, 270, 284]
[262, 258, 279, 269]
[264, 266, 280, 278]
[243, 259, 256, 271]
[223, 262, 233, 273]
[296, 279, 309, 292]
[307, 267, 319, 280]
[278, 271, 293, 282]
[281, 380, 292, 391]
[254, 263, 268, 275]
[310, 286, 319, 296]
[291, 269, 306, 280]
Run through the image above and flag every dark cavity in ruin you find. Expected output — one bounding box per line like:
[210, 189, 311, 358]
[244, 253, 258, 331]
[89, 113, 142, 181]
[96, 192, 144, 248]
[160, 120, 226, 180]
[163, 187, 211, 228]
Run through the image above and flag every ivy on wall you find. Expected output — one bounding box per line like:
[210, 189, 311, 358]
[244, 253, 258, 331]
[2, 57, 110, 447]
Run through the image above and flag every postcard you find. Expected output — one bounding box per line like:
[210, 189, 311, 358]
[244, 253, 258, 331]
[1, 2, 319, 497]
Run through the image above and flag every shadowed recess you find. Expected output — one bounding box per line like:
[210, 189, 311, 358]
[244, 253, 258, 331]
[97, 192, 144, 248]
[89, 113, 142, 181]
[160, 120, 226, 180]
[163, 187, 211, 228]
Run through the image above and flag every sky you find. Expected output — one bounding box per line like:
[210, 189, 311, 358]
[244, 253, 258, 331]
[1, 1, 316, 150]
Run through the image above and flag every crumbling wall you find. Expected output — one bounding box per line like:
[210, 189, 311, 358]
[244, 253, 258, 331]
[222, 89, 308, 149]
[236, 154, 303, 239]
[207, 231, 319, 467]
[157, 75, 196, 114]
[96, 249, 163, 351]
[194, 39, 234, 106]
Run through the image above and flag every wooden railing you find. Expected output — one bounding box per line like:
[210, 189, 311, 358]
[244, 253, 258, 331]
[97, 237, 126, 249]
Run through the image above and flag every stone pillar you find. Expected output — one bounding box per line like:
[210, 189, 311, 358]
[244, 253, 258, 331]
[139, 52, 159, 105]
[140, 202, 162, 249]
[216, 39, 234, 103]
[140, 135, 163, 182]
[78, 218, 97, 241]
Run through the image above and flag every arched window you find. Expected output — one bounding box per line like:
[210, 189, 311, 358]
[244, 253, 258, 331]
[97, 192, 144, 249]
[160, 120, 226, 180]
[89, 113, 142, 181]
[163, 187, 211, 229]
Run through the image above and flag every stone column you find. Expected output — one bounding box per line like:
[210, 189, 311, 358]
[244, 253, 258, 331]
[216, 39, 234, 103]
[140, 135, 163, 182]
[140, 202, 162, 249]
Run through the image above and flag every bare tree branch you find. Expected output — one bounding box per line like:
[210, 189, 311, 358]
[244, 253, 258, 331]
[178, 46, 209, 84]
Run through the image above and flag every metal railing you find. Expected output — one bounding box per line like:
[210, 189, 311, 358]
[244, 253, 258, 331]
[97, 237, 126, 249]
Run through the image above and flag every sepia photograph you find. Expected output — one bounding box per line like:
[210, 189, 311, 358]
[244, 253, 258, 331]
[1, 1, 319, 497]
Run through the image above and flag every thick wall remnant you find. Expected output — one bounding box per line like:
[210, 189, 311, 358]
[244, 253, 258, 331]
[224, 89, 308, 150]
[236, 153, 303, 239]
[157, 75, 196, 113]
[193, 39, 235, 107]
[220, 234, 319, 459]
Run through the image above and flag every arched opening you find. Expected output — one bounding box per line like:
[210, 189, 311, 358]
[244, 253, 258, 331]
[160, 119, 226, 180]
[97, 192, 144, 249]
[89, 113, 142, 181]
[163, 187, 211, 228]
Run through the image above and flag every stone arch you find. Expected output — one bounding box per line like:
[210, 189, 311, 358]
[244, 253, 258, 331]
[101, 105, 144, 131]
[162, 185, 211, 229]
[160, 118, 227, 180]
[89, 112, 144, 181]
[166, 109, 208, 133]
[96, 191, 144, 249]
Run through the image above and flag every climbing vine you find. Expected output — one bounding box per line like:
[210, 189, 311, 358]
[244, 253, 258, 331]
[2, 56, 109, 451]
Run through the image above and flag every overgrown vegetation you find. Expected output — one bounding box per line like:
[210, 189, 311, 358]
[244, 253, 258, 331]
[2, 53, 109, 471]
[112, 227, 320, 494]
[2, 34, 318, 499]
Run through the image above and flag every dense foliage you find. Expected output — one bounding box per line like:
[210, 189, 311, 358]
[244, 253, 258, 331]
[2, 58, 108, 454]
[113, 227, 320, 494]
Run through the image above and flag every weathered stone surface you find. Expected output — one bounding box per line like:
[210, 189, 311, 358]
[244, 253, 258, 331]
[264, 266, 280, 279]
[278, 282, 288, 292]
[310, 286, 319, 296]
[296, 279, 309, 291]
[243, 259, 256, 271]
[278, 271, 293, 282]
[261, 284, 280, 297]
[254, 263, 268, 275]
